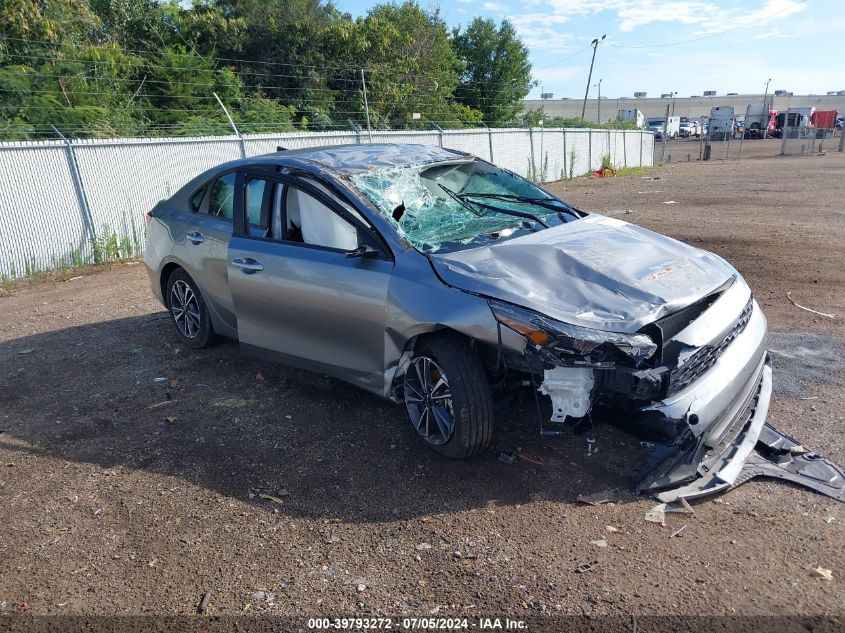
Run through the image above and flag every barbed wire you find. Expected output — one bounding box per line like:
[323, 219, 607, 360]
[0, 37, 534, 91]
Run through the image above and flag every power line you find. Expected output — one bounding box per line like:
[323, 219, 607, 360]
[0, 35, 366, 72]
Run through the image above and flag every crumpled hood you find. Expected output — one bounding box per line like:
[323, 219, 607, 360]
[429, 215, 737, 334]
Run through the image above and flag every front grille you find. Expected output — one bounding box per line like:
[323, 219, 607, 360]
[667, 297, 754, 396]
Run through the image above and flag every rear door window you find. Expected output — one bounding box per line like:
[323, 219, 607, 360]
[244, 177, 273, 237]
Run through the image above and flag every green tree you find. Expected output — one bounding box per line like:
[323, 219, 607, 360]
[452, 17, 534, 125]
[333, 2, 480, 129]
[208, 0, 339, 114]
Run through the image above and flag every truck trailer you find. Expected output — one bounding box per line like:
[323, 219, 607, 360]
[617, 108, 645, 129]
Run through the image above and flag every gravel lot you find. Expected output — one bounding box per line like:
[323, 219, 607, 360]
[1, 151, 843, 625]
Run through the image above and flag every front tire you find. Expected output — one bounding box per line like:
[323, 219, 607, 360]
[165, 268, 216, 349]
[403, 333, 493, 459]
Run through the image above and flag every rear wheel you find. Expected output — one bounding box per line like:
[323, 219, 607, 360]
[403, 333, 493, 459]
[165, 268, 216, 349]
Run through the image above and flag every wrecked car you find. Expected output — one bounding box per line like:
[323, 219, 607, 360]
[144, 143, 841, 501]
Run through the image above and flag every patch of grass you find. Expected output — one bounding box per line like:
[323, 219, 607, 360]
[0, 260, 141, 297]
[614, 166, 653, 177]
[2, 215, 145, 292]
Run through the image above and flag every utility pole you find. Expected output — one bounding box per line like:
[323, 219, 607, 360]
[581, 35, 606, 121]
[360, 68, 373, 143]
[762, 77, 772, 139]
[671, 91, 677, 117]
[593, 78, 603, 123]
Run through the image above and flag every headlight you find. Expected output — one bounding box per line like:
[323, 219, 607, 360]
[489, 300, 657, 367]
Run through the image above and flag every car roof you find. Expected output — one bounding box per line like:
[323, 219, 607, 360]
[168, 143, 474, 208]
[232, 143, 471, 177]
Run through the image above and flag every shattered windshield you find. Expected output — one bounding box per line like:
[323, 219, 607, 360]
[352, 159, 578, 253]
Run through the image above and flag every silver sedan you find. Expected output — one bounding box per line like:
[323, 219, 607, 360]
[144, 144, 774, 499]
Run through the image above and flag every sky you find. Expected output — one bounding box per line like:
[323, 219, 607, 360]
[333, 0, 845, 100]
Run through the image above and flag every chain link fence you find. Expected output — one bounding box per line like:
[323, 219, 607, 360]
[0, 127, 654, 279]
[780, 127, 837, 155]
[654, 117, 842, 163]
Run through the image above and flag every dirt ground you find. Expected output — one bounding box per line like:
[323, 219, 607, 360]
[1, 151, 843, 627]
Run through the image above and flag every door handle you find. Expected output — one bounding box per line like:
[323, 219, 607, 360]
[231, 257, 264, 273]
[186, 231, 205, 244]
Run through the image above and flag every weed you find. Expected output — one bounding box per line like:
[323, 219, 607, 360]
[567, 148, 578, 180]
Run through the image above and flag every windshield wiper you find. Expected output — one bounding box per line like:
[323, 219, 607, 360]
[439, 183, 546, 230]
[455, 196, 549, 228]
[459, 192, 578, 215]
[437, 184, 483, 217]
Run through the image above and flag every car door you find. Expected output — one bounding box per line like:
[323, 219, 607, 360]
[227, 171, 393, 392]
[182, 171, 239, 333]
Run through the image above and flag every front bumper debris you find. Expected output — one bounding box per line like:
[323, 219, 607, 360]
[642, 360, 845, 503]
[732, 424, 845, 502]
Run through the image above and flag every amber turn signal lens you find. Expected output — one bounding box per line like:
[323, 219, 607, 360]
[498, 316, 553, 346]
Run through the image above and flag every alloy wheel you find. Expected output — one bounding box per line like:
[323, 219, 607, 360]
[403, 356, 455, 446]
[170, 279, 201, 339]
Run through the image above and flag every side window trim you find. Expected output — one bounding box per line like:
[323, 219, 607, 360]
[235, 170, 392, 260]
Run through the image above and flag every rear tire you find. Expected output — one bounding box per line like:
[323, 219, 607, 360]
[165, 268, 216, 349]
[403, 332, 493, 459]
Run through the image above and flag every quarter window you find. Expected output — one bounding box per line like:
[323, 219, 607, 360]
[209, 173, 236, 221]
[190, 184, 208, 212]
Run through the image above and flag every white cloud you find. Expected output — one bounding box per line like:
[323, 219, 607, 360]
[755, 28, 803, 39]
[482, 2, 508, 10]
[502, 0, 807, 34]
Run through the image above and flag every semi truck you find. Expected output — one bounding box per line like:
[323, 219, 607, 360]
[743, 104, 777, 139]
[709, 106, 735, 140]
[647, 116, 680, 139]
[617, 108, 645, 129]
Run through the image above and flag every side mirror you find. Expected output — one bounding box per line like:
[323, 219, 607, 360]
[345, 244, 380, 259]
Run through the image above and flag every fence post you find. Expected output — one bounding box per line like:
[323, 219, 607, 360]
[639, 131, 644, 166]
[484, 124, 494, 162]
[622, 131, 627, 167]
[528, 127, 536, 180]
[50, 125, 96, 248]
[213, 92, 246, 158]
[348, 119, 362, 144]
[839, 128, 845, 152]
[562, 129, 567, 179]
[432, 123, 444, 147]
[588, 129, 592, 172]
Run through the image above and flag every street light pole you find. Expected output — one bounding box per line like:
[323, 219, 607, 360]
[581, 34, 606, 121]
[593, 78, 603, 123]
[671, 91, 677, 117]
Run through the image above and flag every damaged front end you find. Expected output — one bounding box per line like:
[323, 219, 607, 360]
[490, 278, 845, 503]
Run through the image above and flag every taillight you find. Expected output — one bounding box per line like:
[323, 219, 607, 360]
[144, 209, 154, 227]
